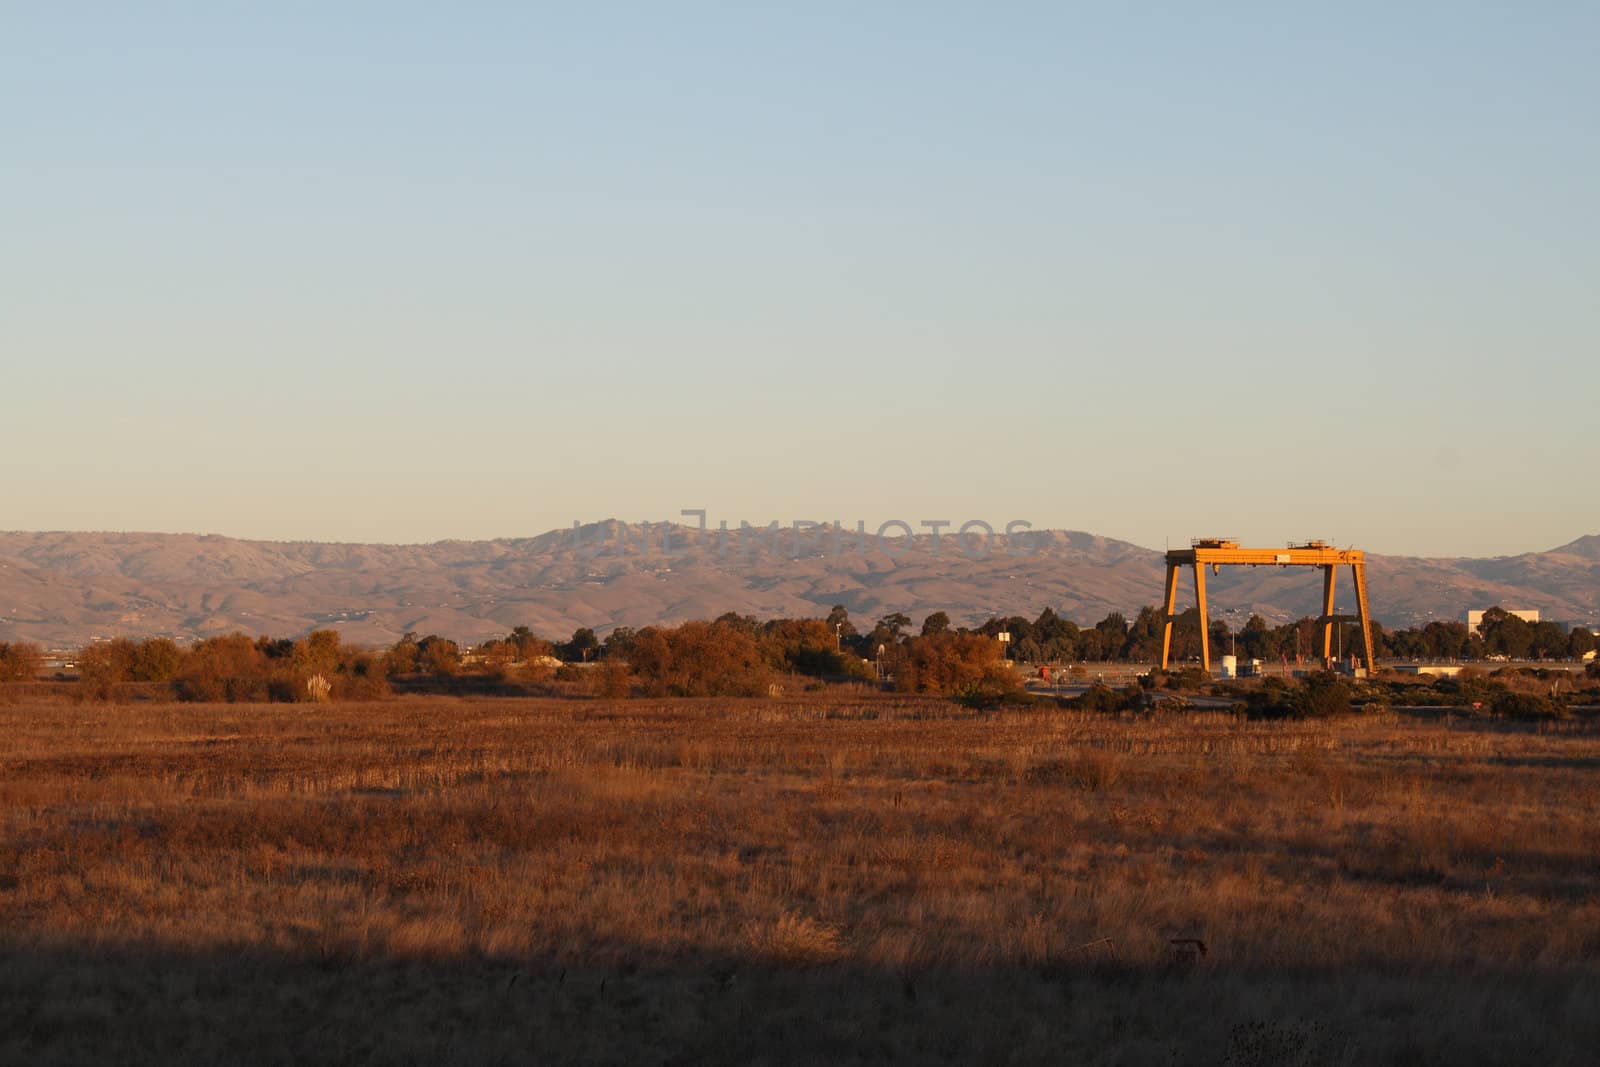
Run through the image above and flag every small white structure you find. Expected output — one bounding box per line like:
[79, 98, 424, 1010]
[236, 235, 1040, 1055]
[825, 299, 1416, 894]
[1219, 654, 1238, 679]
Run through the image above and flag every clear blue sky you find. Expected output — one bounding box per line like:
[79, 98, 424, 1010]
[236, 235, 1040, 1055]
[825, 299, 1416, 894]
[3, 3, 1595, 556]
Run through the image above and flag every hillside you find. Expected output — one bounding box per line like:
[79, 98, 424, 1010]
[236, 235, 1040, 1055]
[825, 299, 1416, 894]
[0, 524, 1595, 647]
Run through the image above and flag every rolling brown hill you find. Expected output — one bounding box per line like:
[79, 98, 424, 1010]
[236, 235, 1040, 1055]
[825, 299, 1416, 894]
[0, 523, 1595, 648]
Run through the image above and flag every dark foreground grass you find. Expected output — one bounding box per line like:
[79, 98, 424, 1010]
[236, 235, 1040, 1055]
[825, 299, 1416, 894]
[5, 950, 1596, 1066]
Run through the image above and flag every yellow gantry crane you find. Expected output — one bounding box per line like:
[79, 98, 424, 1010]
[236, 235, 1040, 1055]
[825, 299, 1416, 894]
[1160, 539, 1375, 673]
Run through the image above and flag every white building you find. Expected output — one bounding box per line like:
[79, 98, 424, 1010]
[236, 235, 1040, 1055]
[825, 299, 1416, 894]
[1466, 608, 1539, 634]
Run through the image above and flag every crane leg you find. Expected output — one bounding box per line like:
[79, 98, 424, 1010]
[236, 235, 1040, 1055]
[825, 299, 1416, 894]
[1320, 564, 1337, 667]
[1160, 562, 1180, 670]
[1353, 562, 1376, 674]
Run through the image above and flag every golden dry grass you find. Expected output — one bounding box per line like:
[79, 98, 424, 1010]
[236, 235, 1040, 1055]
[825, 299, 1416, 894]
[2, 694, 1598, 1064]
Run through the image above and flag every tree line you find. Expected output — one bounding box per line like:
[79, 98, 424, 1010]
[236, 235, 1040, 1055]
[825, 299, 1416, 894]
[965, 604, 1594, 664]
[0, 602, 1590, 705]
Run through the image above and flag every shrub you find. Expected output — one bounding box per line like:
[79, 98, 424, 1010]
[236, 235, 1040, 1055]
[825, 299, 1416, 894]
[77, 639, 137, 699]
[1437, 668, 1501, 707]
[175, 634, 269, 703]
[1242, 675, 1358, 719]
[593, 659, 634, 699]
[1293, 671, 1355, 718]
[129, 639, 182, 683]
[617, 620, 771, 697]
[1026, 750, 1129, 790]
[954, 678, 1035, 710]
[385, 635, 420, 676]
[1490, 690, 1565, 720]
[0, 642, 43, 682]
[333, 652, 390, 701]
[1165, 667, 1211, 691]
[1243, 679, 1297, 719]
[1070, 682, 1142, 714]
[892, 633, 1013, 696]
[418, 636, 461, 676]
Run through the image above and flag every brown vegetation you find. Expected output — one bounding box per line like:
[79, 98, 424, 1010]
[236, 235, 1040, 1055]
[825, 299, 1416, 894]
[2, 694, 1598, 1063]
[0, 642, 42, 682]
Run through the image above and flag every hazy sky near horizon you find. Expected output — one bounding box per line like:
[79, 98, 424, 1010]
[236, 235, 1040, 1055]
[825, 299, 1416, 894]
[3, 3, 1596, 557]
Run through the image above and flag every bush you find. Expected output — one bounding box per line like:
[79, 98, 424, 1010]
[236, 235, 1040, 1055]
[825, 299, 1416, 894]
[168, 632, 390, 703]
[892, 633, 1014, 696]
[130, 638, 182, 683]
[1151, 695, 1189, 715]
[0, 642, 44, 682]
[1241, 674, 1356, 719]
[616, 620, 771, 697]
[954, 679, 1036, 710]
[1243, 679, 1297, 719]
[1165, 667, 1211, 691]
[1070, 682, 1143, 714]
[1436, 668, 1500, 707]
[77, 639, 137, 699]
[592, 659, 634, 699]
[333, 652, 390, 700]
[1490, 690, 1565, 720]
[1293, 672, 1355, 718]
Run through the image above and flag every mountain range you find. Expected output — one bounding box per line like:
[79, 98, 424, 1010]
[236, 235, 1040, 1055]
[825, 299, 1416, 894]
[1, 524, 1597, 648]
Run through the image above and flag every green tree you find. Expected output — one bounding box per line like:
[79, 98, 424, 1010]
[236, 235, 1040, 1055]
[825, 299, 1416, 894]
[508, 625, 553, 661]
[558, 627, 600, 663]
[1420, 620, 1469, 659]
[825, 605, 857, 643]
[1208, 619, 1232, 660]
[1237, 615, 1280, 661]
[1031, 608, 1080, 661]
[921, 611, 951, 637]
[1478, 608, 1533, 659]
[876, 613, 913, 641]
[1122, 606, 1166, 662]
[1094, 612, 1128, 647]
[601, 627, 636, 658]
[1528, 621, 1568, 660]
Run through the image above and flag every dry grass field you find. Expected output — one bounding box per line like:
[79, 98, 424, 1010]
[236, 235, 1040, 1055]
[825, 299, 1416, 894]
[3, 693, 1598, 1065]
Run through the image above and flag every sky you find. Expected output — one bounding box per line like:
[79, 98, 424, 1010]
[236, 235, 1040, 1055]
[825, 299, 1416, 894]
[3, 3, 1596, 557]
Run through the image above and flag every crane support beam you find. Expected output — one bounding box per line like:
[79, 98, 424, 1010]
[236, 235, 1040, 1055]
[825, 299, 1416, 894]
[1158, 540, 1376, 674]
[1352, 562, 1375, 677]
[1321, 564, 1337, 662]
[1159, 562, 1180, 668]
